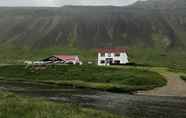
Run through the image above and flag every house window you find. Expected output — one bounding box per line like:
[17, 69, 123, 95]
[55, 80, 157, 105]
[115, 53, 120, 57]
[100, 60, 105, 64]
[114, 60, 120, 64]
[100, 53, 105, 57]
[108, 53, 111, 57]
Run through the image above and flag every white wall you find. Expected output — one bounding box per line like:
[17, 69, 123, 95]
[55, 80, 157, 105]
[98, 52, 128, 65]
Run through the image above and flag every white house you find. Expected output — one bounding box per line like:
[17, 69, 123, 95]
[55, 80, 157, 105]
[97, 48, 129, 66]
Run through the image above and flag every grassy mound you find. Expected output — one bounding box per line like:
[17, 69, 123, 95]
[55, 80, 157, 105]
[0, 91, 123, 118]
[0, 65, 166, 92]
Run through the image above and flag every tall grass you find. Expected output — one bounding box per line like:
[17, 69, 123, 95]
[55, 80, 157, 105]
[0, 91, 123, 118]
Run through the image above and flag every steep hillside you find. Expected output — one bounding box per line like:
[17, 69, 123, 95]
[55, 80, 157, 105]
[0, 0, 185, 49]
[132, 0, 186, 9]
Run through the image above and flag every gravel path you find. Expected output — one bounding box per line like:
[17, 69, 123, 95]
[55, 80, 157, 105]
[137, 68, 186, 97]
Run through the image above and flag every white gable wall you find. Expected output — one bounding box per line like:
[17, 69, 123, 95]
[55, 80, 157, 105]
[98, 52, 129, 66]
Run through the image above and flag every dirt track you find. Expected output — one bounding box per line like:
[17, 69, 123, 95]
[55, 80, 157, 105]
[137, 68, 186, 97]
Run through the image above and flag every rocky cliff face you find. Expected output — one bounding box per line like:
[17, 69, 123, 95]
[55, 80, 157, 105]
[0, 0, 185, 49]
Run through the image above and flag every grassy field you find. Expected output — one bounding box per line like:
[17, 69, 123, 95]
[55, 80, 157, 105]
[0, 91, 123, 118]
[0, 47, 96, 64]
[128, 48, 186, 67]
[0, 65, 166, 93]
[168, 66, 186, 73]
[0, 47, 186, 67]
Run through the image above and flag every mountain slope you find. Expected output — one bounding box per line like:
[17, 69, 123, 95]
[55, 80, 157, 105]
[0, 0, 185, 49]
[132, 0, 186, 9]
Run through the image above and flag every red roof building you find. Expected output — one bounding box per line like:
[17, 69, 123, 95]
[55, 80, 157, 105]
[42, 54, 81, 64]
[54, 55, 80, 62]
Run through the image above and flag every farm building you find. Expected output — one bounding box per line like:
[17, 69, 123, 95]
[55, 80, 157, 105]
[40, 54, 81, 65]
[97, 48, 129, 66]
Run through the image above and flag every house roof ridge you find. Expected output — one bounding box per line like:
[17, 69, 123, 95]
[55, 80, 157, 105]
[96, 48, 127, 53]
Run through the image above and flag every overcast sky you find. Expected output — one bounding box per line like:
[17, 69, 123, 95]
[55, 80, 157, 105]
[0, 0, 140, 7]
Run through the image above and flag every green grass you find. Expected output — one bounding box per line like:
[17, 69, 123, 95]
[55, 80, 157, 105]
[0, 47, 97, 64]
[0, 65, 166, 92]
[0, 91, 123, 118]
[168, 66, 186, 73]
[180, 76, 186, 81]
[128, 48, 186, 67]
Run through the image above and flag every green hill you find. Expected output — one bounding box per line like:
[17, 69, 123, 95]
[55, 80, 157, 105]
[0, 0, 185, 66]
[0, 0, 186, 49]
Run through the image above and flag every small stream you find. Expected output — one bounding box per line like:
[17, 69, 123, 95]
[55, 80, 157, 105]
[0, 80, 186, 118]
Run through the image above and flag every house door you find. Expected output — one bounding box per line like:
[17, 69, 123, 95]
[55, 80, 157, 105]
[106, 58, 113, 65]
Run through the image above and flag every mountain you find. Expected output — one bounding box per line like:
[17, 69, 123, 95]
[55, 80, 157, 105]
[132, 0, 186, 9]
[0, 0, 186, 49]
